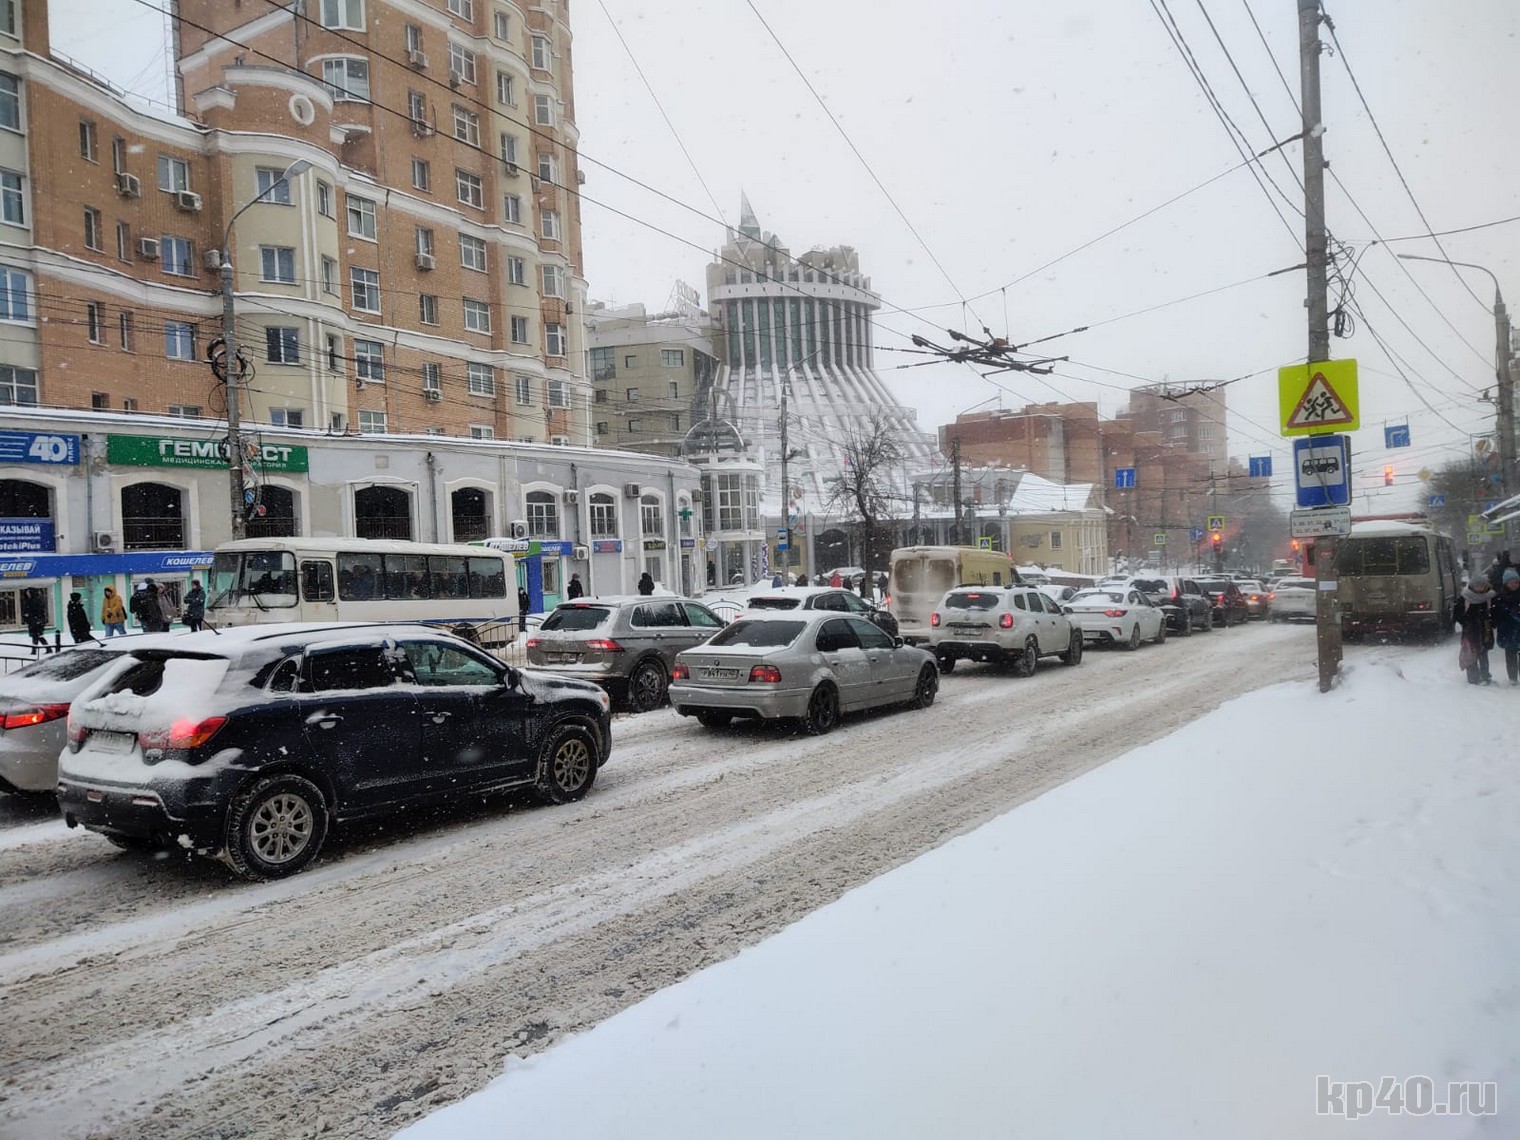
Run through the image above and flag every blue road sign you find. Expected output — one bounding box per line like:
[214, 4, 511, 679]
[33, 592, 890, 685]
[1248, 456, 1273, 478]
[1428, 494, 1446, 508]
[1294, 434, 1352, 508]
[1190, 527, 1205, 542]
[1114, 467, 1136, 489]
[1384, 424, 1412, 449]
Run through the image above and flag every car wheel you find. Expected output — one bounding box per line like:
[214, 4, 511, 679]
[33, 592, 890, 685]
[535, 721, 598, 804]
[911, 663, 938, 709]
[1059, 631, 1083, 666]
[696, 711, 732, 729]
[936, 652, 956, 675]
[804, 684, 839, 735]
[225, 774, 329, 881]
[1125, 625, 1142, 651]
[625, 659, 667, 713]
[1013, 636, 1039, 677]
[1179, 610, 1193, 637]
[1154, 620, 1167, 645]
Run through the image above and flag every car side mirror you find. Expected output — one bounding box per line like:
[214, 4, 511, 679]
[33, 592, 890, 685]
[504, 665, 523, 690]
[891, 636, 905, 648]
[1062, 605, 1073, 615]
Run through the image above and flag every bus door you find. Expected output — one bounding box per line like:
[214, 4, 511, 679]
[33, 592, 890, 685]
[300, 558, 339, 621]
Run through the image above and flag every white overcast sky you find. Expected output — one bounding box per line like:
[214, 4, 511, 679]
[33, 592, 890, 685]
[55, 0, 1520, 511]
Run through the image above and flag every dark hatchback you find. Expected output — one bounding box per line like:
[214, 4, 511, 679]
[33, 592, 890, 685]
[57, 623, 612, 880]
[1193, 578, 1251, 628]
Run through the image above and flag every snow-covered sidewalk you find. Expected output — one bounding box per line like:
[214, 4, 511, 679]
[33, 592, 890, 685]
[399, 643, 1519, 1139]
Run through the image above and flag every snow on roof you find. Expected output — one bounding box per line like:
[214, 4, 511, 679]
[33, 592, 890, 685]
[1007, 472, 1094, 513]
[1349, 520, 1431, 536]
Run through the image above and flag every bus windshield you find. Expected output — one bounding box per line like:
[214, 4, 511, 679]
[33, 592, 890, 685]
[209, 551, 299, 609]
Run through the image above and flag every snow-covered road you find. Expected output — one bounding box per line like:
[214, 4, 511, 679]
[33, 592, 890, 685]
[0, 622, 1313, 1139]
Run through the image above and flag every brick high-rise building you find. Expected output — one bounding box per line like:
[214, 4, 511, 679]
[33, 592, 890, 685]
[0, 0, 587, 441]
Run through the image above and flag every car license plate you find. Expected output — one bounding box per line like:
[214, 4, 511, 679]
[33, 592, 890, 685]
[543, 652, 576, 664]
[90, 731, 136, 754]
[954, 627, 984, 637]
[698, 666, 742, 680]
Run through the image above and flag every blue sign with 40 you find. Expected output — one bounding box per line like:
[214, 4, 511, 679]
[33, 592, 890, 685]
[0, 430, 79, 465]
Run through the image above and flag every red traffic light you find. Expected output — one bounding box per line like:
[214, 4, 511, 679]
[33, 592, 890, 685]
[1210, 532, 1222, 547]
[1290, 539, 1300, 552]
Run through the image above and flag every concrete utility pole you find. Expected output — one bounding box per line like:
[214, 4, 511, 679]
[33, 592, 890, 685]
[951, 437, 963, 545]
[219, 255, 248, 541]
[1300, 0, 1341, 693]
[779, 388, 794, 578]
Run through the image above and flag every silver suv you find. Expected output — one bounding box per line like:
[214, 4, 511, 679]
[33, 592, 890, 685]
[927, 586, 1083, 675]
[526, 596, 726, 712]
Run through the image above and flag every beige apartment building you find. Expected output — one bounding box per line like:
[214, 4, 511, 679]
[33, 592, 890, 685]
[0, 0, 588, 442]
[586, 300, 718, 458]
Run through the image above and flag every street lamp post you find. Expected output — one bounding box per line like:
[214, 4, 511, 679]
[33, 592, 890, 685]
[1396, 253, 1516, 543]
[219, 158, 312, 540]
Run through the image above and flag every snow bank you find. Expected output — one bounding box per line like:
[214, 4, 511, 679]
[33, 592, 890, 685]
[398, 645, 1520, 1139]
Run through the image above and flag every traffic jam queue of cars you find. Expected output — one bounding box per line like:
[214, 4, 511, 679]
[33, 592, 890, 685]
[2, 546, 1278, 883]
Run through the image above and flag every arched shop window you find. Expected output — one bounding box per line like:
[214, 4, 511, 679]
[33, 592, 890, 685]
[451, 487, 491, 543]
[354, 486, 413, 540]
[121, 482, 185, 550]
[246, 485, 298, 538]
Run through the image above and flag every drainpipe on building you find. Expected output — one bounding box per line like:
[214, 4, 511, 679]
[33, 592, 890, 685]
[425, 452, 440, 543]
[667, 469, 678, 591]
[81, 433, 94, 557]
[571, 462, 586, 595]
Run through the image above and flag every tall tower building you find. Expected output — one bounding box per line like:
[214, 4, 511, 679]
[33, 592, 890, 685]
[0, 0, 587, 442]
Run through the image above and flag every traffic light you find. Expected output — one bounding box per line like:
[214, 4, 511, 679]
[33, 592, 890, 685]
[1210, 531, 1222, 549]
[1290, 539, 1300, 553]
[1383, 465, 1395, 486]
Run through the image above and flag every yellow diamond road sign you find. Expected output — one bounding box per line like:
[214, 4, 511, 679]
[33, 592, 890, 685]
[1278, 359, 1359, 436]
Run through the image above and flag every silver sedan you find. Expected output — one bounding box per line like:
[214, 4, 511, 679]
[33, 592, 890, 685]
[669, 610, 939, 734]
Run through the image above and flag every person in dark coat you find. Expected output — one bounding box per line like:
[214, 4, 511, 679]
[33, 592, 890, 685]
[1456, 574, 1496, 685]
[1492, 567, 1520, 685]
[566, 573, 584, 600]
[66, 592, 93, 643]
[1482, 550, 1513, 590]
[637, 572, 656, 596]
[182, 580, 206, 632]
[518, 586, 531, 630]
[132, 580, 165, 632]
[20, 587, 48, 649]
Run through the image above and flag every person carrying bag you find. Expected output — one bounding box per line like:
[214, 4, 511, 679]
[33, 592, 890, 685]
[1455, 575, 1496, 685]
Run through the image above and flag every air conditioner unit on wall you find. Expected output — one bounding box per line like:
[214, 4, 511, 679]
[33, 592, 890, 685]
[407, 49, 428, 69]
[622, 482, 640, 499]
[562, 488, 580, 505]
[93, 532, 115, 552]
[572, 544, 588, 561]
[424, 388, 441, 402]
[175, 190, 202, 212]
[115, 172, 141, 198]
[136, 237, 160, 260]
[508, 520, 528, 539]
[415, 253, 435, 270]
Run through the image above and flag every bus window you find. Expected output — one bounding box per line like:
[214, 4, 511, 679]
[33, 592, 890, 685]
[429, 555, 468, 599]
[468, 556, 506, 598]
[1337, 537, 1430, 576]
[301, 560, 335, 603]
[384, 553, 431, 599]
[337, 553, 381, 599]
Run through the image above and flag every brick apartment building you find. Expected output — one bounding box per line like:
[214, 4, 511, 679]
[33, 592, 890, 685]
[0, 0, 588, 442]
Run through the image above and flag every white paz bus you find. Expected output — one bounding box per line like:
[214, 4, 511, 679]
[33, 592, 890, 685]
[207, 537, 514, 635]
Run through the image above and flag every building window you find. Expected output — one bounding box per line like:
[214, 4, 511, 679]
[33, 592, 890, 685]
[350, 267, 381, 312]
[0, 74, 18, 131]
[0, 364, 37, 405]
[661, 348, 684, 367]
[91, 392, 109, 410]
[548, 378, 568, 408]
[118, 311, 133, 350]
[78, 119, 97, 161]
[530, 34, 550, 70]
[545, 323, 565, 357]
[624, 354, 638, 368]
[260, 245, 296, 283]
[540, 209, 560, 240]
[541, 264, 563, 297]
[533, 94, 554, 126]
[411, 157, 431, 191]
[266, 326, 300, 364]
[499, 131, 518, 167]
[270, 407, 305, 428]
[408, 89, 428, 125]
[358, 409, 388, 434]
[590, 347, 614, 381]
[447, 0, 473, 16]
[455, 169, 483, 209]
[415, 225, 435, 256]
[509, 315, 529, 343]
[492, 9, 509, 38]
[503, 193, 522, 224]
[167, 403, 202, 418]
[589, 493, 616, 538]
[495, 71, 514, 105]
[322, 57, 370, 102]
[354, 339, 384, 381]
[525, 490, 557, 537]
[469, 424, 494, 440]
[595, 420, 608, 436]
[404, 23, 422, 52]
[316, 181, 334, 217]
[155, 155, 190, 192]
[0, 266, 29, 321]
[452, 104, 480, 145]
[255, 166, 294, 204]
[164, 321, 195, 360]
[448, 42, 476, 84]
[418, 293, 438, 324]
[321, 255, 338, 294]
[422, 362, 441, 392]
[115, 221, 130, 261]
[537, 152, 557, 183]
[669, 381, 679, 397]
[507, 256, 526, 286]
[625, 418, 641, 433]
[463, 298, 491, 333]
[467, 362, 495, 395]
[1050, 531, 1063, 550]
[515, 374, 532, 404]
[83, 207, 102, 251]
[346, 194, 377, 239]
[625, 386, 639, 402]
[319, 0, 364, 29]
[86, 301, 103, 343]
[160, 235, 193, 276]
[327, 334, 341, 370]
[459, 233, 487, 271]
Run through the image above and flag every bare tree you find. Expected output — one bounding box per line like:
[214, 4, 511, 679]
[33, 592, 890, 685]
[824, 410, 910, 586]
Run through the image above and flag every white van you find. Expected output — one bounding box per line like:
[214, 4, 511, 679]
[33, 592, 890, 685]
[886, 546, 1020, 645]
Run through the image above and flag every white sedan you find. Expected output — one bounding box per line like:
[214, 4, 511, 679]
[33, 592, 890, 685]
[1270, 576, 1316, 622]
[1065, 588, 1167, 649]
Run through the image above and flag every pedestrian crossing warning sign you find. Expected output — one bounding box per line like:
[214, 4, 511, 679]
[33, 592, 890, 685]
[1278, 359, 1359, 436]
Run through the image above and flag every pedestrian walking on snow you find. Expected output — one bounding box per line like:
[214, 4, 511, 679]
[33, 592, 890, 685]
[66, 592, 93, 644]
[638, 572, 655, 596]
[567, 573, 585, 600]
[183, 580, 206, 632]
[1492, 567, 1520, 685]
[1456, 575, 1496, 685]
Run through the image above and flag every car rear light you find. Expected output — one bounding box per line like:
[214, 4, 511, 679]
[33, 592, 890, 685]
[2, 703, 71, 731]
[66, 715, 86, 751]
[140, 716, 227, 751]
[1104, 609, 1126, 618]
[748, 664, 782, 684]
[883, 593, 891, 606]
[999, 613, 1014, 629]
[930, 612, 940, 628]
[526, 637, 541, 649]
[672, 662, 689, 680]
[584, 638, 624, 653]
